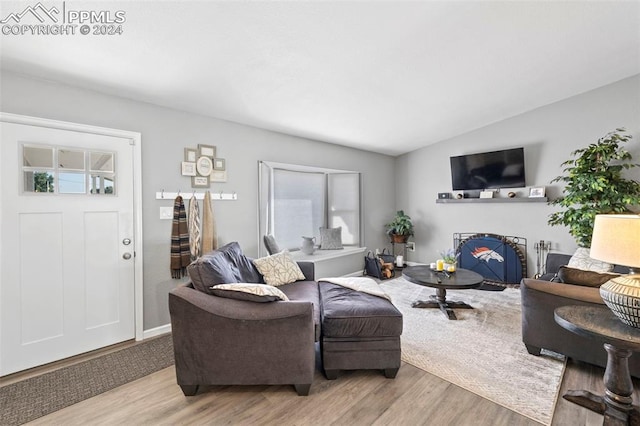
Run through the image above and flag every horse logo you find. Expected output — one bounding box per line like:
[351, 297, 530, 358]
[471, 246, 504, 263]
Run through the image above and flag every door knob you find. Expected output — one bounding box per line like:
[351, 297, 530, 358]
[122, 252, 132, 260]
[122, 238, 131, 246]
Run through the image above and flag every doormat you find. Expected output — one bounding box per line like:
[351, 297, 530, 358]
[0, 334, 174, 426]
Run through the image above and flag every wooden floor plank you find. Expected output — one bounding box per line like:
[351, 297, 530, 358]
[21, 335, 640, 426]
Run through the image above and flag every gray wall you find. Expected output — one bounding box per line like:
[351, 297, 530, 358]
[0, 71, 397, 330]
[395, 74, 640, 277]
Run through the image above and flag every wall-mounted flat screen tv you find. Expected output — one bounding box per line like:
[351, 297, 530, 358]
[450, 147, 525, 191]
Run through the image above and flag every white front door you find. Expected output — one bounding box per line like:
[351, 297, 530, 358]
[1, 119, 137, 376]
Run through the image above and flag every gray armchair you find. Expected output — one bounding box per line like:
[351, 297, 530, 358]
[521, 252, 640, 377]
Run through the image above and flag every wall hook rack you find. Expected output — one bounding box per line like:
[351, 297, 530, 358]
[156, 190, 237, 201]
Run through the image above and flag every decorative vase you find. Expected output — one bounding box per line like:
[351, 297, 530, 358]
[444, 262, 457, 272]
[599, 274, 640, 328]
[300, 236, 316, 255]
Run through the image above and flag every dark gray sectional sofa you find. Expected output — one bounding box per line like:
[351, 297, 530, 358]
[169, 242, 402, 396]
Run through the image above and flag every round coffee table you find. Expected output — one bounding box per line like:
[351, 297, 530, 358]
[402, 265, 484, 320]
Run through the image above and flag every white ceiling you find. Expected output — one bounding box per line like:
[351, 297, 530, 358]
[1, 1, 639, 156]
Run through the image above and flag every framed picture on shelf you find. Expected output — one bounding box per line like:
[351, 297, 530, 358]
[213, 158, 226, 170]
[191, 175, 210, 188]
[198, 144, 216, 158]
[210, 170, 227, 183]
[529, 187, 546, 198]
[184, 147, 197, 162]
[181, 161, 196, 176]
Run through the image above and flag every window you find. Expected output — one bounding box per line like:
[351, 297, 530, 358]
[22, 144, 116, 195]
[259, 161, 361, 255]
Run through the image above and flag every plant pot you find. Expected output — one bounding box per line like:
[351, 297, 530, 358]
[390, 234, 409, 244]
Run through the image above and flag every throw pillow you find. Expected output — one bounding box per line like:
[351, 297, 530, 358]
[211, 283, 289, 302]
[263, 234, 281, 255]
[252, 250, 306, 286]
[319, 227, 343, 250]
[568, 247, 614, 273]
[187, 248, 238, 294]
[221, 242, 263, 283]
[187, 242, 263, 294]
[557, 266, 619, 288]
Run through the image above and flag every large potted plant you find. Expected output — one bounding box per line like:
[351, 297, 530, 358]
[548, 128, 640, 247]
[385, 210, 414, 243]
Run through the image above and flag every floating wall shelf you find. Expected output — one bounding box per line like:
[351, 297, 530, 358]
[436, 197, 547, 204]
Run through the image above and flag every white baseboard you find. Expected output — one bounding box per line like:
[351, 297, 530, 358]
[142, 324, 172, 340]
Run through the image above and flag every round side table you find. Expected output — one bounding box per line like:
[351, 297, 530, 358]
[555, 305, 640, 426]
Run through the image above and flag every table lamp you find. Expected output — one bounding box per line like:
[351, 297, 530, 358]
[590, 214, 640, 328]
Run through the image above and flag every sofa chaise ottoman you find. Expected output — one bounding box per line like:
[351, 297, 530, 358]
[318, 279, 403, 379]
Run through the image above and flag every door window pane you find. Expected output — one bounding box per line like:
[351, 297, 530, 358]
[24, 171, 54, 193]
[58, 172, 86, 194]
[103, 176, 114, 194]
[90, 174, 115, 195]
[23, 146, 54, 168]
[90, 152, 114, 172]
[58, 150, 85, 170]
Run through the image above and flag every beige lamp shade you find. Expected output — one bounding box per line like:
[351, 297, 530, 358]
[590, 214, 640, 268]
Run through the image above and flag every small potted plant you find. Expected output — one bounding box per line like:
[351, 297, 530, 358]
[439, 248, 459, 271]
[385, 210, 414, 243]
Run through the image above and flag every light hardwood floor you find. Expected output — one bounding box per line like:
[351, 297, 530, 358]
[21, 341, 640, 426]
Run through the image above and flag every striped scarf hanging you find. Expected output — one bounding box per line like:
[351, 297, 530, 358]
[170, 195, 191, 279]
[188, 195, 201, 260]
[202, 190, 218, 254]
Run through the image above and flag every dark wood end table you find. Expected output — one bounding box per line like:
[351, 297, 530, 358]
[402, 265, 484, 320]
[555, 305, 640, 426]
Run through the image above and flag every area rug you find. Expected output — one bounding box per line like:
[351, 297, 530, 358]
[380, 277, 564, 425]
[0, 334, 174, 426]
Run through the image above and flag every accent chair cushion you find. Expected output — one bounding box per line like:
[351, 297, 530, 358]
[557, 266, 619, 288]
[210, 283, 289, 302]
[319, 226, 343, 250]
[253, 250, 306, 286]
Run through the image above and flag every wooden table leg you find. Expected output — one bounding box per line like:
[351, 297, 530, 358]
[411, 288, 475, 320]
[563, 343, 640, 425]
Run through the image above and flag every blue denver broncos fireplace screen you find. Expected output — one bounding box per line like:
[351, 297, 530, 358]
[456, 234, 525, 285]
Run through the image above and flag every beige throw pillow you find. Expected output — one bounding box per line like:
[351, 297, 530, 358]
[568, 247, 614, 273]
[253, 250, 306, 286]
[210, 283, 289, 302]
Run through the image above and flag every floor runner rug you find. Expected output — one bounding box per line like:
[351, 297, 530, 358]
[0, 334, 174, 425]
[380, 277, 564, 425]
